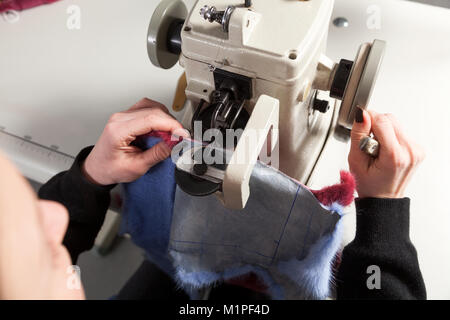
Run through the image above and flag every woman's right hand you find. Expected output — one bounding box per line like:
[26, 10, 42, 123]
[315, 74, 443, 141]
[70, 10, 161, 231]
[348, 108, 425, 199]
[83, 98, 188, 186]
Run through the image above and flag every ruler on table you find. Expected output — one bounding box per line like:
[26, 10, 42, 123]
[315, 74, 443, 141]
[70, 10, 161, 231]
[0, 128, 74, 184]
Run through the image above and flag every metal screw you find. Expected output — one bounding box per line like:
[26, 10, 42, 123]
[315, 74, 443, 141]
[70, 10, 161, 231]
[333, 17, 349, 28]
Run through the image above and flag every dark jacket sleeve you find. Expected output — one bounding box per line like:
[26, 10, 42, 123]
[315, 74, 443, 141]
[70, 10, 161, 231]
[38, 146, 116, 263]
[336, 197, 426, 300]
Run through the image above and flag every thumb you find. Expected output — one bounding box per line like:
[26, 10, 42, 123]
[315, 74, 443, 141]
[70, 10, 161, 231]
[349, 107, 372, 163]
[140, 141, 172, 168]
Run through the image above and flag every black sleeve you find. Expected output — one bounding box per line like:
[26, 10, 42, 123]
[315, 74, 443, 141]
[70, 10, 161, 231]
[336, 198, 426, 300]
[38, 146, 116, 263]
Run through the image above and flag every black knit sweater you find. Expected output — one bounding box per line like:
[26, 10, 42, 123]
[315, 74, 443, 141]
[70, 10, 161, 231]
[336, 197, 426, 299]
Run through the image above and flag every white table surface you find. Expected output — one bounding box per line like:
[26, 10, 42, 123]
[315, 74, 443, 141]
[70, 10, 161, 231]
[1, 0, 449, 299]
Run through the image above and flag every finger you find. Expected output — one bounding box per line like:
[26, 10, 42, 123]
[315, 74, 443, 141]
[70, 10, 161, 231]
[140, 141, 172, 168]
[383, 114, 425, 163]
[114, 108, 163, 123]
[122, 112, 184, 138]
[172, 127, 191, 139]
[107, 100, 171, 124]
[368, 110, 401, 157]
[126, 107, 178, 126]
[384, 113, 409, 145]
[349, 108, 372, 164]
[384, 113, 424, 166]
[127, 98, 169, 114]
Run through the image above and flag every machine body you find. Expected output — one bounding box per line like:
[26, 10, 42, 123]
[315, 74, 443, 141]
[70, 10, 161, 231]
[147, 0, 385, 209]
[179, 0, 335, 184]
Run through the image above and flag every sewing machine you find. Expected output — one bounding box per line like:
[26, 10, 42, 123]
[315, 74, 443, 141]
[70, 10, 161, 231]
[147, 0, 385, 209]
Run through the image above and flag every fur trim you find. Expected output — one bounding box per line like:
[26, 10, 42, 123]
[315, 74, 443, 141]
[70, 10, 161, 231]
[146, 131, 183, 149]
[310, 171, 356, 207]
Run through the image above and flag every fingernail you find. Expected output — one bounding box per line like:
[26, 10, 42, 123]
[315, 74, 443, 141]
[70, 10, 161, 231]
[355, 107, 364, 123]
[174, 128, 191, 139]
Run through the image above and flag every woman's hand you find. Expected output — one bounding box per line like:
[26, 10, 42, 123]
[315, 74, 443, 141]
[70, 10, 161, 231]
[83, 98, 188, 186]
[348, 108, 425, 199]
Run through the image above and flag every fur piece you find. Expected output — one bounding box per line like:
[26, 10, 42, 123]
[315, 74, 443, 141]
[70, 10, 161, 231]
[146, 131, 183, 149]
[310, 171, 356, 207]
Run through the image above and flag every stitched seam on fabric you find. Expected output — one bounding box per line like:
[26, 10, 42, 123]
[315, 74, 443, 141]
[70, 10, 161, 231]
[270, 185, 301, 265]
[199, 209, 209, 266]
[299, 207, 315, 259]
[169, 240, 273, 260]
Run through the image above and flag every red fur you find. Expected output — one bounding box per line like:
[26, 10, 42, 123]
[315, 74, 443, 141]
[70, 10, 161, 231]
[227, 273, 268, 293]
[310, 171, 356, 207]
[0, 0, 59, 12]
[147, 131, 183, 149]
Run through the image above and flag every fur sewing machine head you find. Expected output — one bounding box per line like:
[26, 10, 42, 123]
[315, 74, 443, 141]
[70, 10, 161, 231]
[147, 0, 385, 209]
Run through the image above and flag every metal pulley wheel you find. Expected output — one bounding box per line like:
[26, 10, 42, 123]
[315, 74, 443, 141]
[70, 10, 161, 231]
[147, 0, 187, 69]
[338, 39, 386, 129]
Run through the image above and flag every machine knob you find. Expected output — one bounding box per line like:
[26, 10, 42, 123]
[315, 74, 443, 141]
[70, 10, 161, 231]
[337, 39, 386, 129]
[147, 0, 187, 69]
[330, 59, 353, 100]
[193, 163, 208, 176]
